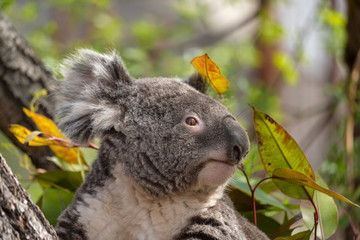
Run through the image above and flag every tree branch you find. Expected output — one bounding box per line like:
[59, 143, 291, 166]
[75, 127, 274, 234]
[0, 153, 58, 239]
[0, 10, 57, 169]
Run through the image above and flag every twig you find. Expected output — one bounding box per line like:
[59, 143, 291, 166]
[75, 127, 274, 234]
[41, 132, 100, 150]
[306, 191, 321, 240]
[237, 164, 271, 226]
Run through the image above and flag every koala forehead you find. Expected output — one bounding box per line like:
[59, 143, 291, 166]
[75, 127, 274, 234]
[129, 77, 231, 124]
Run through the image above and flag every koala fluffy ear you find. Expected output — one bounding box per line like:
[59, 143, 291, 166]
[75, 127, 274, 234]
[56, 49, 132, 143]
[185, 73, 208, 94]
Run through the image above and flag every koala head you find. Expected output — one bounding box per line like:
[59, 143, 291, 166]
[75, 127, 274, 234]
[56, 49, 250, 197]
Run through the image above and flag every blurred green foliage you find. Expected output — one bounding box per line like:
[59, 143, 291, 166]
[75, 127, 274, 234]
[273, 51, 298, 85]
[319, 5, 347, 58]
[259, 9, 284, 44]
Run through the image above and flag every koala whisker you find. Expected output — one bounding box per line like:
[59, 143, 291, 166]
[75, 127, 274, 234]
[235, 108, 251, 119]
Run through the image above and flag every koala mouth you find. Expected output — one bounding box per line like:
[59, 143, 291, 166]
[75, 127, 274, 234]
[205, 150, 242, 167]
[210, 159, 235, 166]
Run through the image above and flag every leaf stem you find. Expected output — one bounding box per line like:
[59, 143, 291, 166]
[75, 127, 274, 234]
[307, 191, 320, 240]
[237, 164, 271, 226]
[253, 177, 272, 192]
[41, 132, 99, 150]
[86, 140, 100, 150]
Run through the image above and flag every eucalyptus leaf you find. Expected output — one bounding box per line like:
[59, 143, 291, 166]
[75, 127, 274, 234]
[300, 174, 338, 239]
[230, 177, 289, 211]
[24, 181, 43, 204]
[41, 188, 74, 225]
[274, 230, 311, 240]
[35, 170, 83, 192]
[273, 168, 359, 208]
[253, 107, 315, 199]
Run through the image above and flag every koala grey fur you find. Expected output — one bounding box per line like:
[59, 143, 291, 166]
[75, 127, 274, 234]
[54, 49, 269, 240]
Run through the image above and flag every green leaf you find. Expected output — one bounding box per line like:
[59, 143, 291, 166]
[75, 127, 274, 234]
[230, 177, 289, 211]
[41, 188, 74, 225]
[300, 174, 338, 239]
[274, 230, 311, 240]
[253, 107, 315, 199]
[48, 156, 89, 173]
[243, 212, 281, 237]
[35, 170, 83, 192]
[273, 168, 359, 208]
[24, 181, 43, 204]
[270, 214, 302, 239]
[258, 180, 278, 194]
[227, 185, 255, 212]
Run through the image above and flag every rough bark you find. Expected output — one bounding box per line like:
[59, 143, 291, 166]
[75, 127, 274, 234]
[0, 11, 57, 170]
[0, 153, 58, 239]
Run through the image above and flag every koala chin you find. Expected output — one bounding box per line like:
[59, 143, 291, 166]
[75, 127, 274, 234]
[54, 49, 269, 240]
[197, 161, 235, 188]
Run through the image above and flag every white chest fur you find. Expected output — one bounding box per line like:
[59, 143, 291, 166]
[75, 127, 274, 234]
[76, 164, 224, 240]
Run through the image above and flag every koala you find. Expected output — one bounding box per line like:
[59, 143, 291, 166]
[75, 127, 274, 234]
[54, 49, 269, 240]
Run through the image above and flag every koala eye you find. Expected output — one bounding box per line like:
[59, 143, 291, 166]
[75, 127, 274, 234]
[185, 117, 198, 126]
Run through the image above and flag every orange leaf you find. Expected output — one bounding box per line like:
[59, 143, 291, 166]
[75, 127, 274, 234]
[23, 108, 63, 138]
[191, 53, 229, 96]
[22, 108, 85, 164]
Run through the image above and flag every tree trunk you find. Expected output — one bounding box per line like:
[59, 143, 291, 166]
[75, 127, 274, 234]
[0, 11, 60, 238]
[0, 11, 57, 170]
[0, 153, 58, 239]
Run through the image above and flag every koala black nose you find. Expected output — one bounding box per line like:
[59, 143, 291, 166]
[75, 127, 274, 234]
[229, 133, 249, 163]
[223, 117, 250, 164]
[233, 145, 241, 161]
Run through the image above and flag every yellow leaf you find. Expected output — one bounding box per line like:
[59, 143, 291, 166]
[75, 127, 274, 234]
[22, 108, 85, 164]
[273, 168, 360, 208]
[191, 53, 229, 96]
[23, 108, 63, 138]
[9, 124, 51, 146]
